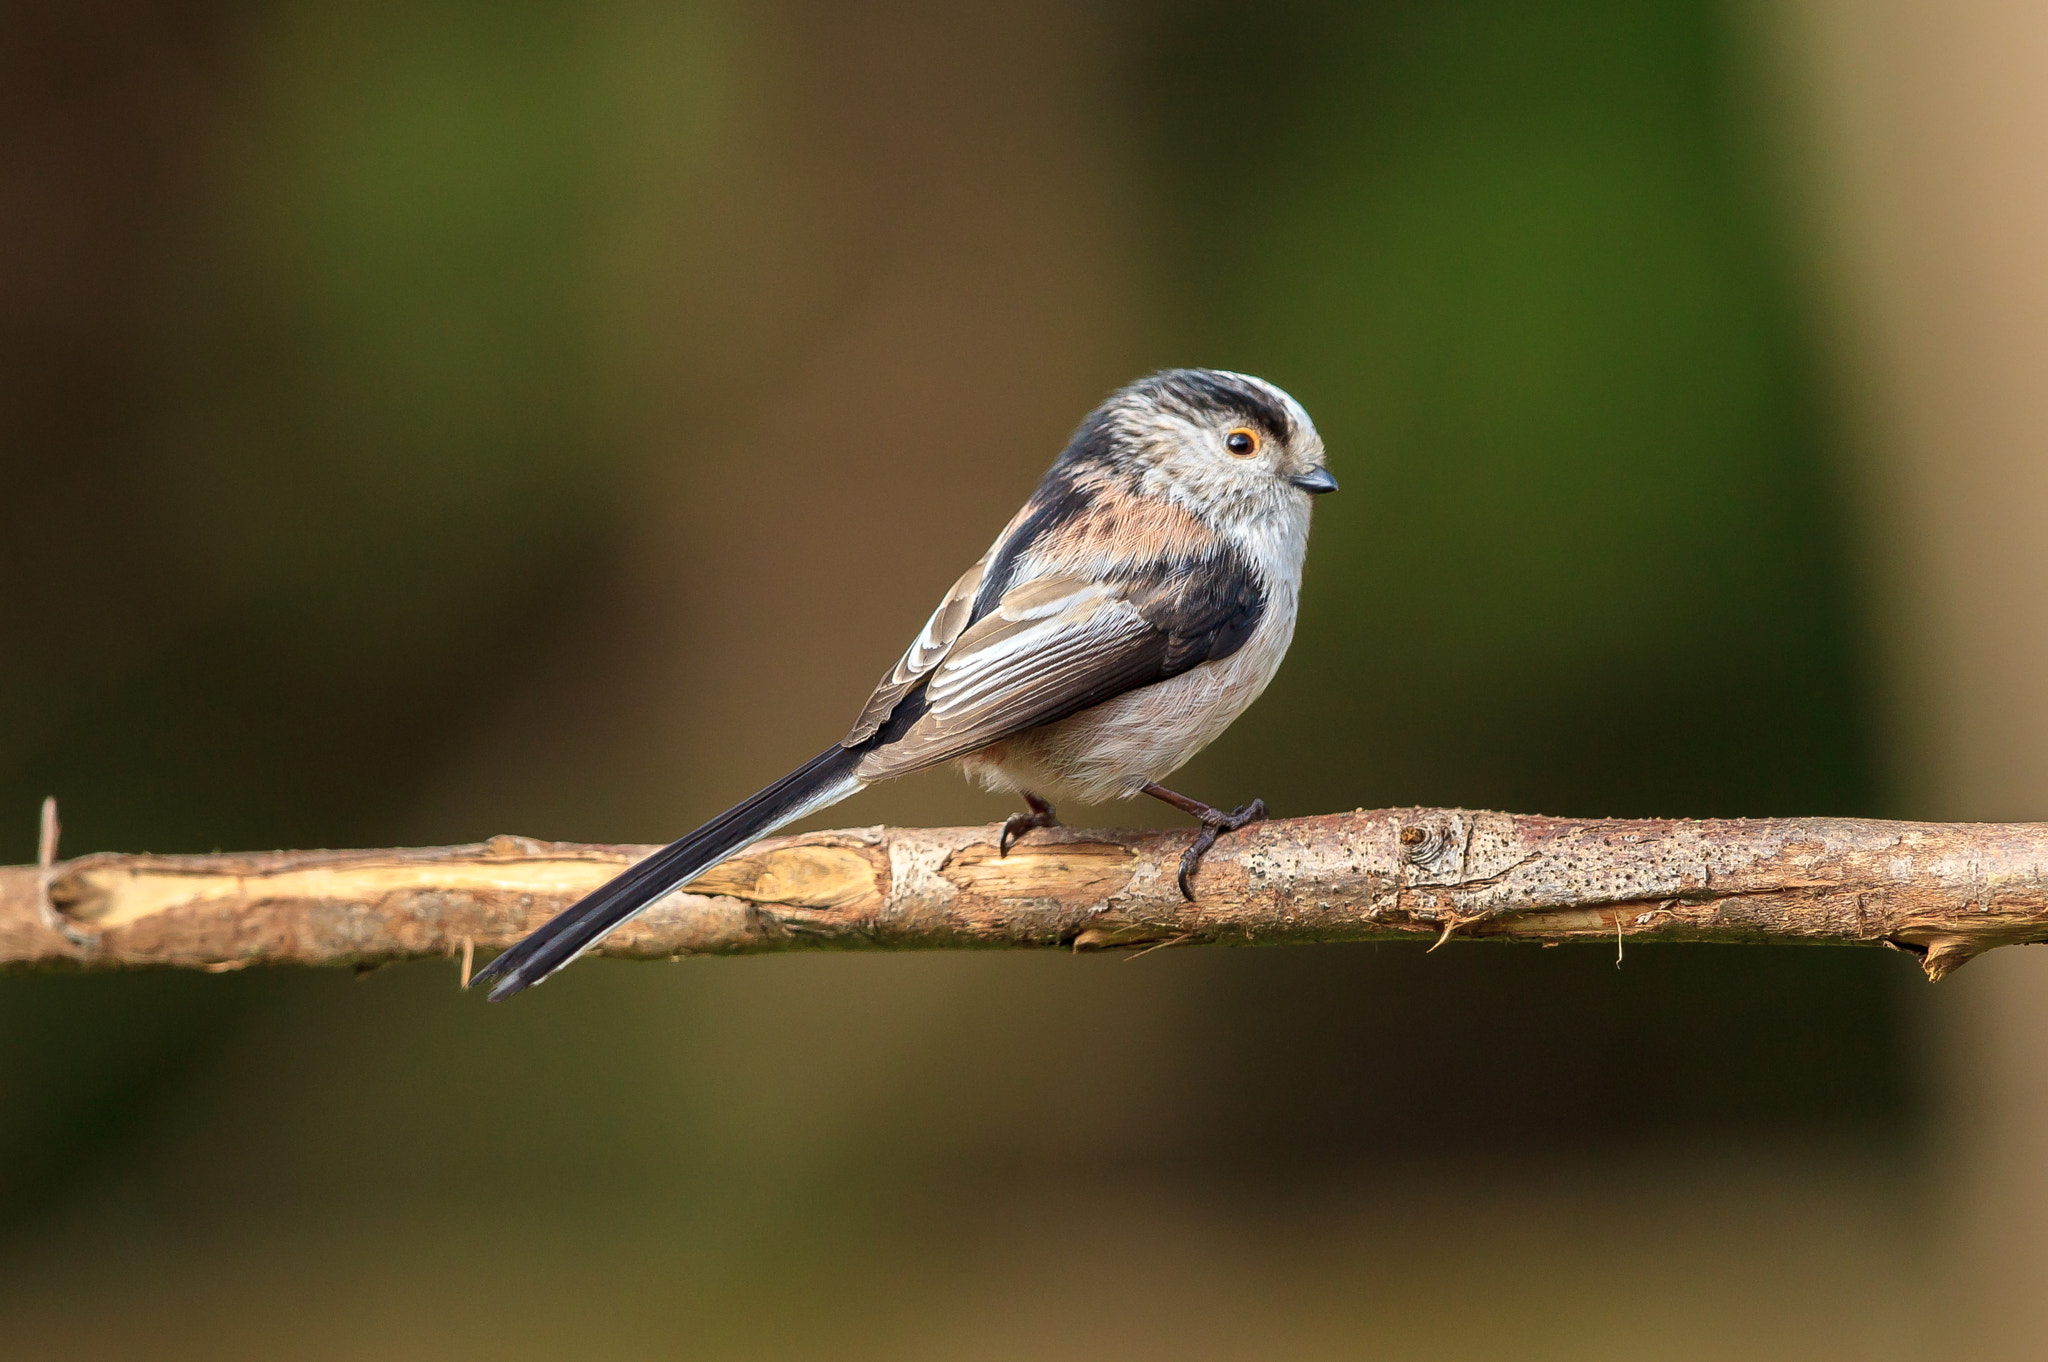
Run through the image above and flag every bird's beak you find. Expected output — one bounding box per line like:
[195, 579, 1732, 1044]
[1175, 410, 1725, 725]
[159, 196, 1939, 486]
[1289, 467, 1339, 495]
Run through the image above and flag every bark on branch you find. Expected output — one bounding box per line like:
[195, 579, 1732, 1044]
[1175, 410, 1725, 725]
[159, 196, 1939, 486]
[4, 810, 2046, 982]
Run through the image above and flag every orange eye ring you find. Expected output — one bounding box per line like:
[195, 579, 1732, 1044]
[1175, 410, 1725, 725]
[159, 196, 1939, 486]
[1224, 427, 1261, 457]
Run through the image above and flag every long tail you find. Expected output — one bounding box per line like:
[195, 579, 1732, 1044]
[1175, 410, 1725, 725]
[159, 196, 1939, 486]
[472, 744, 866, 1000]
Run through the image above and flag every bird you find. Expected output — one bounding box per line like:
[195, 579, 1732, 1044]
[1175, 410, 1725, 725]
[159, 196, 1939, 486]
[472, 368, 1336, 1000]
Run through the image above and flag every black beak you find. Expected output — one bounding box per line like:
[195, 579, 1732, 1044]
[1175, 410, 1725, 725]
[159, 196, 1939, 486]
[1289, 467, 1339, 495]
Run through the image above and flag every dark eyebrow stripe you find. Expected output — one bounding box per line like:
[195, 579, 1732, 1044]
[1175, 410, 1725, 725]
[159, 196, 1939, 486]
[1151, 369, 1297, 443]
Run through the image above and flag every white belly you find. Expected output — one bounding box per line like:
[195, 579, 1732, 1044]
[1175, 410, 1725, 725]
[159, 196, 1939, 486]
[959, 588, 1298, 803]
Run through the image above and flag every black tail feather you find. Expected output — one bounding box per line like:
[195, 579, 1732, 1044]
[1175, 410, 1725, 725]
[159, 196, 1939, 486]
[472, 743, 862, 1000]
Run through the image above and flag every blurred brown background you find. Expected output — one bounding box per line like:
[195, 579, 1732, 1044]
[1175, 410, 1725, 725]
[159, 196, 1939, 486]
[1, 1, 2042, 1357]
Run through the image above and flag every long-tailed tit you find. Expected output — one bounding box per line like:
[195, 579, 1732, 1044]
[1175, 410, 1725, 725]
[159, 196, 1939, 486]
[475, 369, 1336, 999]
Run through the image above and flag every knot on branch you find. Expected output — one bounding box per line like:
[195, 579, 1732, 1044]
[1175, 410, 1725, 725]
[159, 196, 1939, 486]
[1399, 818, 1454, 868]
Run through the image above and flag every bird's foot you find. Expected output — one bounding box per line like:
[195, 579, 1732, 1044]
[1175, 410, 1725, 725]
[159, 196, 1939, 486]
[999, 793, 1063, 857]
[1176, 799, 1267, 900]
[1138, 783, 1266, 900]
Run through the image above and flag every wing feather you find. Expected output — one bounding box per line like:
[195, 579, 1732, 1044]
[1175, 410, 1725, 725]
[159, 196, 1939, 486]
[841, 555, 988, 745]
[855, 578, 1170, 780]
[840, 495, 1053, 747]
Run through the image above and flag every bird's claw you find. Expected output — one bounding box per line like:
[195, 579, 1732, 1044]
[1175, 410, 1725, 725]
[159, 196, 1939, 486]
[1177, 798, 1267, 900]
[999, 795, 1062, 857]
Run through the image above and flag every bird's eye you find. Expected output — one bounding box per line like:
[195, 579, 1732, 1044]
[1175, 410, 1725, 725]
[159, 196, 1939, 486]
[1225, 427, 1261, 457]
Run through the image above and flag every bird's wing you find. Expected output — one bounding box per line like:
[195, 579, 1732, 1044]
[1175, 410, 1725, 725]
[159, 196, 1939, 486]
[840, 550, 995, 746]
[855, 559, 1264, 781]
[842, 480, 1062, 748]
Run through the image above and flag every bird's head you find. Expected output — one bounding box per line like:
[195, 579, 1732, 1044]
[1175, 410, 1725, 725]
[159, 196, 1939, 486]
[1068, 369, 1334, 533]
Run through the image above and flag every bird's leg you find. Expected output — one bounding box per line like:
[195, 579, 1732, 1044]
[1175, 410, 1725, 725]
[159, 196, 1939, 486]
[999, 792, 1063, 857]
[1141, 782, 1268, 901]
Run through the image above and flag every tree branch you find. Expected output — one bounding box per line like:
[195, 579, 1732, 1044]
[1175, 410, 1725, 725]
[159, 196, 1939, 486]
[4, 810, 2046, 982]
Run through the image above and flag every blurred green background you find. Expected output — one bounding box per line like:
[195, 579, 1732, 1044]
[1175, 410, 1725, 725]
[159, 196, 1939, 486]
[2, 1, 1931, 1357]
